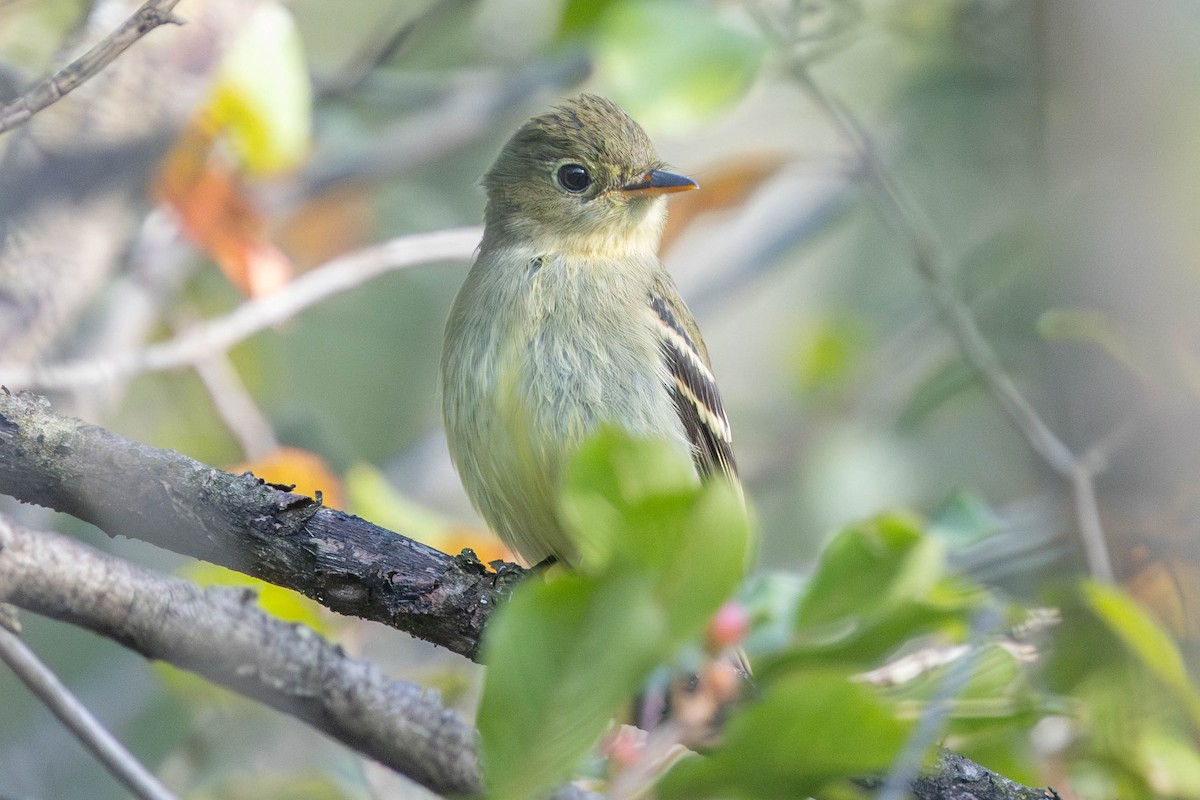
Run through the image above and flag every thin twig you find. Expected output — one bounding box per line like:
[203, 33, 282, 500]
[0, 226, 482, 391]
[178, 313, 279, 460]
[318, 0, 472, 99]
[0, 0, 186, 135]
[0, 622, 177, 800]
[754, 5, 1116, 581]
[1070, 468, 1113, 582]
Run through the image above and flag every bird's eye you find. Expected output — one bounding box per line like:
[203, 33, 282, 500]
[556, 163, 591, 193]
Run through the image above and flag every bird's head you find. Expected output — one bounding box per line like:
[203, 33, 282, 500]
[481, 94, 697, 256]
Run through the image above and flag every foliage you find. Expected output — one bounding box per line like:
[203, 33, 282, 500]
[207, 4, 312, 175]
[481, 434, 1200, 799]
[477, 431, 751, 800]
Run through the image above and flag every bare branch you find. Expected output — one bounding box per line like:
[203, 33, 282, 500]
[0, 399, 1054, 799]
[0, 0, 186, 136]
[180, 313, 280, 460]
[0, 391, 510, 660]
[752, 7, 1116, 582]
[318, 0, 472, 99]
[0, 615, 177, 800]
[0, 227, 482, 391]
[0, 515, 484, 796]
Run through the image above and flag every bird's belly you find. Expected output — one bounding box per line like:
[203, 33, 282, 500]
[476, 315, 685, 564]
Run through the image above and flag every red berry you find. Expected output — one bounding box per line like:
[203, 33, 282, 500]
[706, 601, 750, 653]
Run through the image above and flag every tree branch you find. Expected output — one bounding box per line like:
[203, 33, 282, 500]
[0, 0, 186, 136]
[749, 5, 1116, 582]
[0, 227, 481, 391]
[912, 752, 1054, 800]
[0, 391, 1055, 799]
[0, 390, 511, 660]
[0, 515, 484, 796]
[0, 611, 177, 800]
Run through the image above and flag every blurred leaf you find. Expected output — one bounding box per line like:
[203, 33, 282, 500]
[189, 772, 357, 800]
[345, 462, 450, 540]
[875, 640, 1042, 722]
[896, 359, 976, 428]
[1047, 581, 1200, 797]
[1124, 548, 1200, 641]
[662, 154, 789, 251]
[207, 3, 312, 175]
[179, 562, 328, 634]
[929, 489, 1003, 548]
[558, 428, 701, 572]
[558, 0, 622, 38]
[1082, 581, 1200, 725]
[559, 430, 752, 627]
[795, 513, 942, 629]
[277, 185, 374, 270]
[155, 128, 295, 297]
[739, 571, 808, 656]
[1038, 308, 1147, 382]
[945, 642, 1040, 719]
[155, 660, 246, 713]
[479, 570, 664, 800]
[1138, 727, 1200, 798]
[480, 431, 751, 799]
[659, 670, 911, 799]
[345, 462, 512, 562]
[236, 446, 344, 508]
[594, 0, 763, 129]
[656, 473, 751, 640]
[788, 315, 869, 397]
[0, 1, 84, 69]
[757, 515, 984, 671]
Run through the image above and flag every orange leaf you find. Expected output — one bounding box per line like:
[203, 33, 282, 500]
[1125, 546, 1200, 642]
[661, 153, 788, 252]
[234, 446, 344, 509]
[277, 185, 375, 270]
[154, 121, 295, 297]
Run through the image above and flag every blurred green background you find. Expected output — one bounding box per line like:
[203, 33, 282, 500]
[3, 0, 1200, 797]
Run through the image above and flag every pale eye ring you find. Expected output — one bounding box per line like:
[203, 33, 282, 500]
[556, 163, 591, 193]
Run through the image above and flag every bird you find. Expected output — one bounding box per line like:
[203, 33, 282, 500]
[440, 93, 739, 568]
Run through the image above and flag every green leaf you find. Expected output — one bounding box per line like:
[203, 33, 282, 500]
[795, 514, 942, 631]
[1037, 307, 1145, 379]
[1137, 727, 1200, 798]
[480, 431, 753, 799]
[479, 571, 664, 800]
[875, 640, 1045, 737]
[738, 571, 809, 655]
[208, 3, 312, 174]
[928, 489, 1004, 548]
[659, 670, 912, 799]
[1082, 581, 1200, 725]
[788, 315, 869, 396]
[345, 462, 455, 545]
[896, 359, 977, 428]
[593, 0, 763, 130]
[654, 476, 752, 641]
[558, 0, 622, 37]
[752, 516, 984, 672]
[559, 428, 699, 572]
